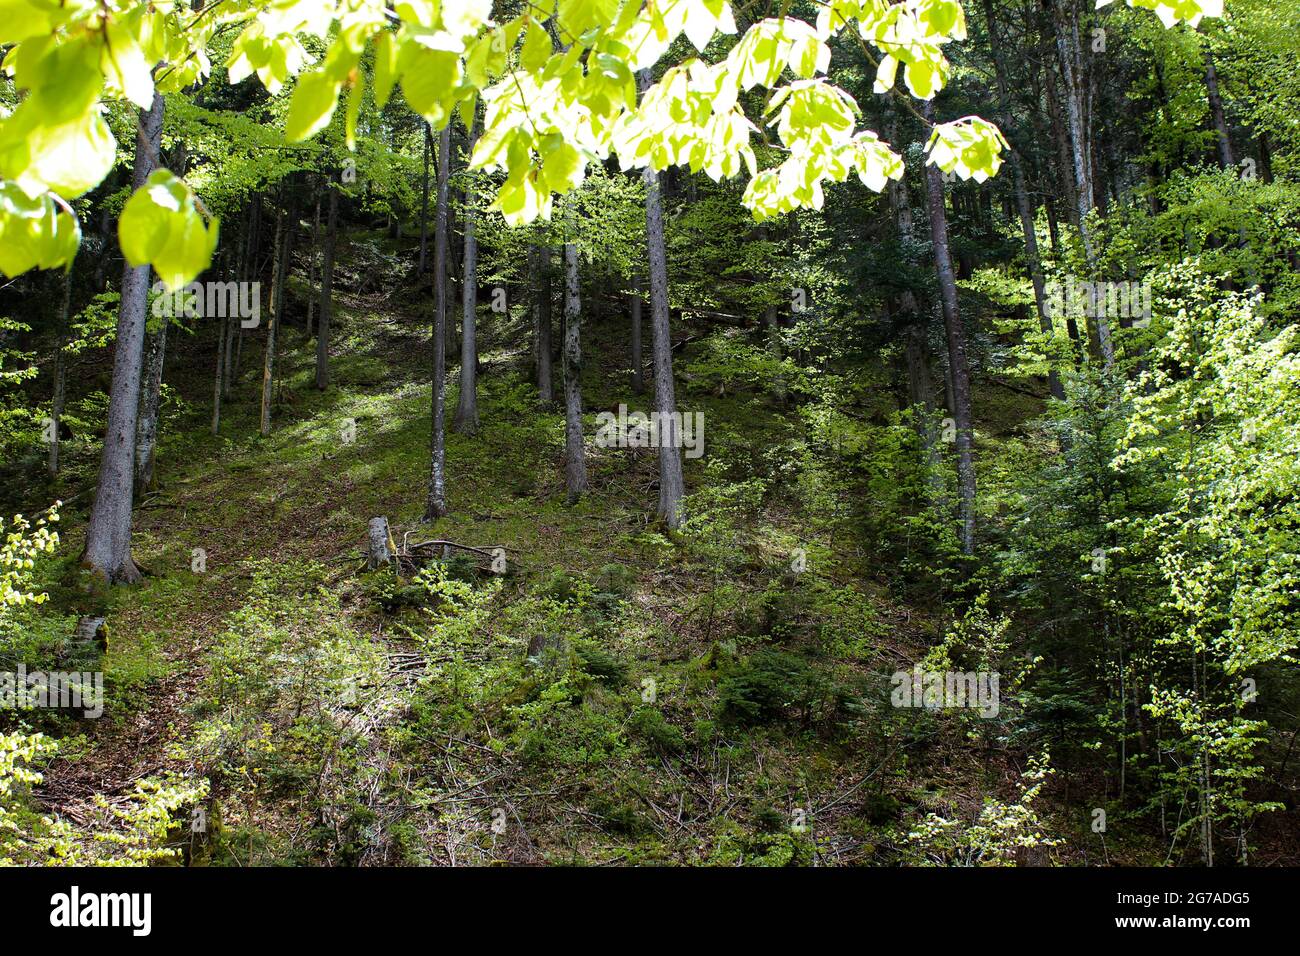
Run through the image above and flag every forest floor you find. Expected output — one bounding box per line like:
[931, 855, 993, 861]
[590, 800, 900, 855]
[16, 231, 1217, 866]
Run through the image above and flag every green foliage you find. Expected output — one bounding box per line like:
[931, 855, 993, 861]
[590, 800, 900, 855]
[904, 750, 1060, 866]
[716, 648, 856, 729]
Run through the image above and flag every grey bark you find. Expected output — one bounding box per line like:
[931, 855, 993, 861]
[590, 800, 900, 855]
[630, 281, 644, 394]
[643, 163, 685, 528]
[454, 118, 480, 434]
[316, 185, 337, 390]
[1204, 49, 1235, 169]
[81, 92, 164, 584]
[982, 0, 1066, 400]
[260, 203, 286, 436]
[134, 315, 168, 492]
[885, 120, 939, 449]
[1053, 0, 1114, 369]
[367, 517, 394, 569]
[923, 115, 976, 557]
[535, 244, 554, 404]
[212, 314, 225, 435]
[306, 194, 321, 337]
[48, 270, 72, 477]
[222, 295, 237, 397]
[562, 235, 587, 502]
[419, 125, 431, 273]
[425, 124, 451, 520]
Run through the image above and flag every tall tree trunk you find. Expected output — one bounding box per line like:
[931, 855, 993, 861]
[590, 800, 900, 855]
[630, 279, 644, 394]
[1257, 133, 1273, 184]
[1204, 48, 1235, 169]
[260, 202, 286, 436]
[212, 314, 226, 435]
[1040, 29, 1081, 232]
[923, 114, 976, 557]
[535, 244, 554, 404]
[983, 0, 1066, 400]
[644, 163, 686, 528]
[81, 92, 164, 584]
[418, 124, 431, 274]
[306, 193, 321, 338]
[756, 225, 788, 405]
[316, 185, 338, 390]
[886, 115, 940, 460]
[562, 235, 588, 503]
[134, 315, 168, 493]
[425, 124, 452, 520]
[48, 269, 73, 477]
[1053, 0, 1114, 369]
[454, 118, 480, 434]
[1015, 158, 1067, 399]
[223, 306, 237, 397]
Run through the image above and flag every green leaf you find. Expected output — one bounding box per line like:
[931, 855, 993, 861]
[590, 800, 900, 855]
[0, 182, 80, 277]
[285, 70, 342, 142]
[0, 0, 77, 45]
[0, 105, 117, 200]
[400, 47, 462, 126]
[119, 170, 219, 290]
[521, 19, 552, 73]
[344, 75, 364, 150]
[374, 31, 399, 108]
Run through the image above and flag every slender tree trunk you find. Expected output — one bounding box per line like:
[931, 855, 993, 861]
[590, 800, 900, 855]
[134, 316, 168, 493]
[419, 125, 431, 274]
[425, 124, 452, 520]
[536, 244, 554, 404]
[48, 270, 73, 477]
[454, 118, 480, 434]
[1204, 49, 1235, 169]
[260, 202, 286, 436]
[923, 116, 976, 557]
[223, 309, 237, 397]
[984, 0, 1065, 400]
[316, 185, 337, 390]
[644, 163, 685, 528]
[562, 235, 587, 503]
[306, 193, 320, 338]
[1053, 0, 1114, 369]
[1015, 158, 1067, 399]
[886, 117, 942, 477]
[630, 280, 644, 394]
[1258, 133, 1273, 184]
[212, 314, 226, 435]
[1040, 34, 1081, 232]
[81, 92, 164, 584]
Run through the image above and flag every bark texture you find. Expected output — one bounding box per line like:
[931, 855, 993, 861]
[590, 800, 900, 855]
[81, 92, 165, 584]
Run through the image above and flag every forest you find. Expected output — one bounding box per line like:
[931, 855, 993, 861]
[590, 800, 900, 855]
[0, 0, 1298, 876]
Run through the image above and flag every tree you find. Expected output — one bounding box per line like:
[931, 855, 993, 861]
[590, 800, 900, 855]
[643, 161, 686, 528]
[80, 93, 165, 584]
[259, 200, 286, 436]
[629, 278, 644, 394]
[47, 269, 72, 477]
[316, 184, 338, 391]
[923, 107, 976, 557]
[981, 0, 1066, 401]
[134, 309, 168, 492]
[425, 125, 452, 521]
[562, 229, 587, 503]
[454, 116, 481, 435]
[534, 243, 555, 405]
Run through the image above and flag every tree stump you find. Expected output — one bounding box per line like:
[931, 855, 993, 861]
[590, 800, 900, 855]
[367, 517, 395, 569]
[68, 616, 108, 658]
